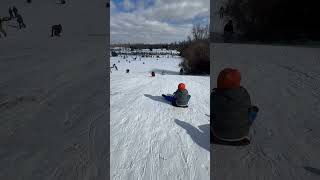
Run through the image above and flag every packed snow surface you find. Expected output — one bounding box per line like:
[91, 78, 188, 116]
[211, 43, 320, 180]
[0, 0, 108, 179]
[110, 55, 210, 180]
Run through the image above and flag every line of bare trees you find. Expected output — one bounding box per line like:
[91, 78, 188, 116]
[179, 24, 210, 75]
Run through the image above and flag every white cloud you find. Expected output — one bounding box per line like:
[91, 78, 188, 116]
[123, 0, 135, 11]
[142, 0, 209, 22]
[110, 0, 209, 44]
[137, 1, 145, 10]
[110, 0, 117, 13]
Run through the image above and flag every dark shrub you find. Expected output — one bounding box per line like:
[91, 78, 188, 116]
[180, 40, 209, 75]
[224, 0, 320, 41]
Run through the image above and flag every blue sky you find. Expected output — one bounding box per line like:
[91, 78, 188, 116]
[110, 0, 209, 44]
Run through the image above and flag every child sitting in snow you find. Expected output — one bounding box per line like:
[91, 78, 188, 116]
[162, 83, 191, 107]
[211, 68, 259, 145]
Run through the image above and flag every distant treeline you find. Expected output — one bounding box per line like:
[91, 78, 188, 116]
[224, 0, 320, 42]
[111, 43, 183, 52]
[111, 24, 210, 75]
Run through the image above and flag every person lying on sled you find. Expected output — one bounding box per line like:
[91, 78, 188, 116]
[162, 83, 191, 107]
[211, 68, 259, 145]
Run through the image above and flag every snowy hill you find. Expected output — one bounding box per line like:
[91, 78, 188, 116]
[0, 0, 108, 179]
[211, 43, 320, 180]
[110, 55, 210, 180]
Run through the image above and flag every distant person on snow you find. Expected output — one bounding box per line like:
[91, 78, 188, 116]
[112, 64, 118, 71]
[219, 6, 224, 19]
[180, 68, 184, 75]
[16, 14, 26, 29]
[224, 20, 234, 42]
[211, 68, 259, 145]
[0, 16, 10, 37]
[162, 83, 191, 108]
[51, 24, 62, 37]
[9, 7, 14, 19]
[12, 6, 18, 18]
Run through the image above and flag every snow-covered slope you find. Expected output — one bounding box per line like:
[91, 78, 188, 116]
[0, 1, 108, 180]
[211, 43, 320, 180]
[110, 56, 210, 180]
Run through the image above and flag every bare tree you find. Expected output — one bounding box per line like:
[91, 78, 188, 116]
[179, 24, 210, 75]
[191, 24, 209, 41]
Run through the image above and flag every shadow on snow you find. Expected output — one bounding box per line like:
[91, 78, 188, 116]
[144, 94, 172, 105]
[151, 69, 180, 75]
[174, 119, 210, 152]
[304, 166, 320, 176]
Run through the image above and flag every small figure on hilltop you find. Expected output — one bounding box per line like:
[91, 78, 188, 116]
[8, 7, 14, 19]
[12, 6, 18, 18]
[224, 20, 234, 42]
[180, 68, 184, 75]
[51, 24, 62, 37]
[151, 71, 155, 77]
[16, 14, 26, 29]
[0, 16, 10, 38]
[211, 68, 259, 146]
[162, 83, 191, 108]
[126, 69, 130, 73]
[26, 0, 32, 3]
[112, 63, 118, 71]
[219, 6, 224, 19]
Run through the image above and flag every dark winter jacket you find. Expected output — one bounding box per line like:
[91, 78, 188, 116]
[9, 9, 13, 17]
[16, 14, 23, 23]
[52, 24, 62, 36]
[211, 87, 252, 140]
[13, 7, 18, 14]
[173, 89, 190, 106]
[224, 23, 233, 33]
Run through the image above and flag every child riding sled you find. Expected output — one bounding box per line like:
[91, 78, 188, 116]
[211, 68, 259, 145]
[162, 83, 191, 108]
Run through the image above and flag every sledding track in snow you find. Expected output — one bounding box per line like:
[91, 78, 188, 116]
[110, 56, 210, 180]
[0, 0, 108, 179]
[211, 43, 320, 180]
